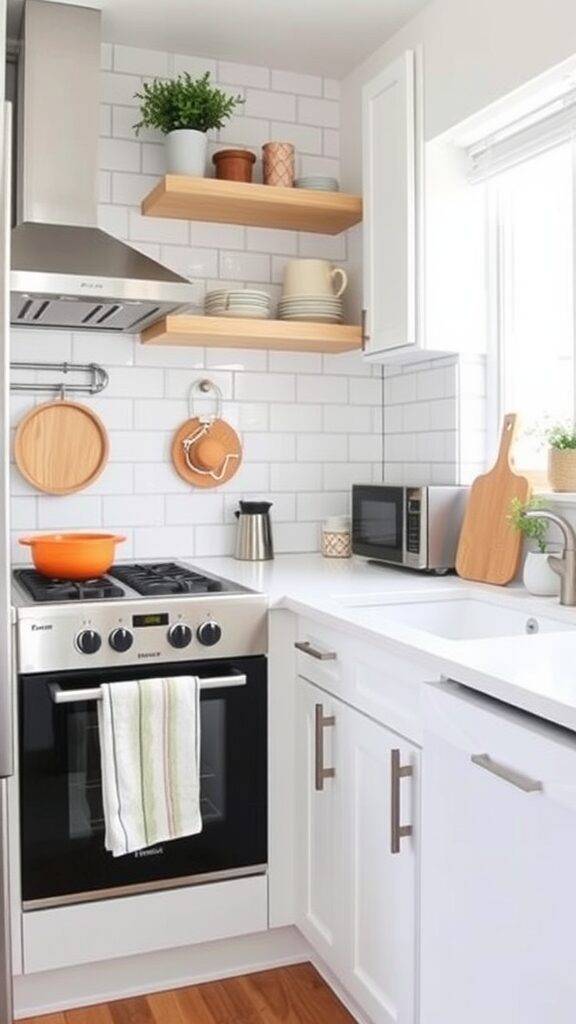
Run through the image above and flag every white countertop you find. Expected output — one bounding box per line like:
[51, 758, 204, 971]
[195, 553, 576, 732]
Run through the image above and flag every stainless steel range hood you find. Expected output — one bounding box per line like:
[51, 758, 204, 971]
[11, 1, 196, 333]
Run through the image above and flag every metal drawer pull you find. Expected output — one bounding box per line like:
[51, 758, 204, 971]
[315, 703, 335, 791]
[391, 748, 413, 854]
[294, 640, 337, 661]
[471, 753, 543, 793]
[50, 673, 247, 704]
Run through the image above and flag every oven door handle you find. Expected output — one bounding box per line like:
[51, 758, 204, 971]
[49, 672, 248, 704]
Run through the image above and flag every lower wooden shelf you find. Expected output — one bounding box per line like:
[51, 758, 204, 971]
[140, 315, 362, 353]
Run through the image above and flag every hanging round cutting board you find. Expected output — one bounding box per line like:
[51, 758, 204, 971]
[171, 416, 242, 489]
[14, 399, 109, 495]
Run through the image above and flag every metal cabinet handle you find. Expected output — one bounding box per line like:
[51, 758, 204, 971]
[471, 753, 543, 793]
[361, 308, 369, 351]
[294, 640, 337, 661]
[390, 748, 413, 854]
[315, 703, 335, 791]
[49, 673, 247, 704]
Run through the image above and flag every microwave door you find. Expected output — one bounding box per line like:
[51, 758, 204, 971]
[353, 487, 404, 562]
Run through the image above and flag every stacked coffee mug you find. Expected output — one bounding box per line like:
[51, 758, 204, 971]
[278, 259, 347, 323]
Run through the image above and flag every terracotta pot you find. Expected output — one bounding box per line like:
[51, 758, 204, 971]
[262, 142, 295, 187]
[548, 448, 576, 492]
[19, 533, 126, 580]
[212, 148, 256, 182]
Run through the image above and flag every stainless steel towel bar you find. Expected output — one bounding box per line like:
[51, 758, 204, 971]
[10, 360, 109, 395]
[49, 674, 247, 704]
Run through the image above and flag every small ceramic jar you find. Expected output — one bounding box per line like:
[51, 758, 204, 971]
[321, 516, 352, 558]
[212, 149, 256, 183]
[262, 142, 295, 187]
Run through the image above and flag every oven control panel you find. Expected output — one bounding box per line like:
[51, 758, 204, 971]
[16, 595, 268, 674]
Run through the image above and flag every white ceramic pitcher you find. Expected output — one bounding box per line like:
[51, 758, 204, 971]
[282, 259, 348, 298]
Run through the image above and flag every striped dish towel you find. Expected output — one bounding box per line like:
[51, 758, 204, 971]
[98, 677, 202, 857]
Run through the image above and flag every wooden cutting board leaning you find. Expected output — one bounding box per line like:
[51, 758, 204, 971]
[455, 413, 531, 585]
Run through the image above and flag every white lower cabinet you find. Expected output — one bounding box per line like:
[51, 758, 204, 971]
[420, 683, 576, 1024]
[296, 676, 419, 1024]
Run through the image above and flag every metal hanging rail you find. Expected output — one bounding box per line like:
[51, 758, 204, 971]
[9, 361, 109, 395]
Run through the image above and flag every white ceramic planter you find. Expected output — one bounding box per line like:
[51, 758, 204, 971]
[522, 551, 560, 596]
[165, 129, 207, 176]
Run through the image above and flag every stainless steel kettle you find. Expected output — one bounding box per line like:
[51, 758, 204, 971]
[234, 501, 274, 561]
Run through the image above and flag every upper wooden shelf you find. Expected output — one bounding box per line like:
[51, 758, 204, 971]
[141, 176, 363, 235]
[140, 315, 362, 353]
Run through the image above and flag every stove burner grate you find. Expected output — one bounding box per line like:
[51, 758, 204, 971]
[14, 569, 125, 603]
[108, 562, 224, 596]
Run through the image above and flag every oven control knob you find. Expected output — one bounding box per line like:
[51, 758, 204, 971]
[109, 628, 134, 653]
[76, 629, 102, 655]
[168, 623, 192, 649]
[197, 621, 222, 647]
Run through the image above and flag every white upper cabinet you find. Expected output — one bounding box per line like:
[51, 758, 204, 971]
[362, 50, 419, 358]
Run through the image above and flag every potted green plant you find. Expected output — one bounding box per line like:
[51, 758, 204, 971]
[134, 71, 243, 177]
[509, 496, 559, 595]
[546, 423, 576, 492]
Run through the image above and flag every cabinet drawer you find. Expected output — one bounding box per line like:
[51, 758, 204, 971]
[424, 682, 576, 813]
[296, 616, 427, 742]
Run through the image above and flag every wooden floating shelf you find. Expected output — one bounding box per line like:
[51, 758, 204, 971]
[140, 315, 362, 353]
[141, 176, 362, 235]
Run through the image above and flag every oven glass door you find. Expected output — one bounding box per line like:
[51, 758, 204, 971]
[19, 656, 267, 907]
[352, 485, 404, 562]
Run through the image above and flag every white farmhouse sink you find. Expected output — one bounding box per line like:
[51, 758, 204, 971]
[342, 597, 576, 641]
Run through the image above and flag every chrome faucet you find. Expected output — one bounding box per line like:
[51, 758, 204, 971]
[523, 509, 576, 606]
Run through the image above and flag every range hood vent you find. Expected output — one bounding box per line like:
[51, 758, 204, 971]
[10, 1, 196, 333]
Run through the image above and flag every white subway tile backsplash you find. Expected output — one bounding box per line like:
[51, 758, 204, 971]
[103, 495, 164, 526]
[98, 204, 129, 238]
[219, 250, 271, 282]
[237, 403, 269, 431]
[72, 333, 135, 368]
[349, 378, 382, 406]
[134, 526, 195, 560]
[323, 351, 371, 377]
[269, 121, 323, 155]
[101, 72, 141, 107]
[134, 344, 206, 369]
[218, 462, 270, 492]
[244, 88, 296, 122]
[195, 524, 237, 557]
[245, 227, 298, 256]
[296, 492, 348, 520]
[111, 171, 158, 205]
[101, 43, 113, 71]
[298, 96, 339, 128]
[272, 70, 322, 97]
[323, 79, 341, 101]
[189, 221, 246, 250]
[128, 209, 189, 246]
[297, 375, 347, 404]
[270, 463, 323, 492]
[12, 329, 72, 363]
[218, 61, 270, 89]
[166, 494, 224, 526]
[112, 105, 154, 141]
[273, 522, 319, 553]
[110, 431, 169, 462]
[11, 497, 36, 530]
[173, 54, 217, 78]
[296, 231, 347, 260]
[245, 433, 296, 462]
[268, 351, 322, 374]
[114, 44, 170, 77]
[235, 373, 295, 403]
[323, 129, 340, 158]
[133, 399, 188, 430]
[205, 349, 268, 373]
[86, 464, 135, 496]
[166, 370, 233, 400]
[297, 434, 345, 463]
[324, 463, 373, 490]
[100, 138, 140, 172]
[324, 405, 372, 434]
[37, 496, 102, 530]
[162, 244, 219, 280]
[270, 404, 322, 432]
[218, 115, 270, 148]
[349, 434, 382, 462]
[99, 170, 112, 202]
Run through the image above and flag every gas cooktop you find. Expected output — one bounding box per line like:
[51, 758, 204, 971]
[12, 561, 250, 606]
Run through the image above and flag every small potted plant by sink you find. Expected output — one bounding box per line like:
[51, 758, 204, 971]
[509, 496, 560, 595]
[546, 423, 576, 492]
[134, 71, 243, 177]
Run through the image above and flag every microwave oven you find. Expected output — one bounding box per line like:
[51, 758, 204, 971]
[352, 485, 467, 572]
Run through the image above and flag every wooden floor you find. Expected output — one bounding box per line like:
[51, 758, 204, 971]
[21, 963, 356, 1023]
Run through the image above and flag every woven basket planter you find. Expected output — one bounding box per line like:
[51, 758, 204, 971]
[548, 448, 576, 492]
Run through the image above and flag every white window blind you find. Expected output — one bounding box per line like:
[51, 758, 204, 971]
[468, 89, 576, 183]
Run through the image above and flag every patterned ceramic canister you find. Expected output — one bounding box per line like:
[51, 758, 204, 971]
[262, 141, 295, 187]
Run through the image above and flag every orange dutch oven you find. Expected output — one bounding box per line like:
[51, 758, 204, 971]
[19, 533, 126, 580]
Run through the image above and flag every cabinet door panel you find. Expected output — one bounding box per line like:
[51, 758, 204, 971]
[295, 678, 341, 971]
[341, 704, 418, 1024]
[362, 50, 417, 356]
[421, 685, 576, 1024]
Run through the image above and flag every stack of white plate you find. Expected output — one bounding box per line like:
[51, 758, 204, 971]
[204, 289, 272, 319]
[294, 176, 340, 191]
[278, 295, 343, 323]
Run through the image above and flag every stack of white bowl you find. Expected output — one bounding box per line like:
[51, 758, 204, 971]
[294, 176, 340, 191]
[278, 295, 343, 323]
[204, 289, 272, 320]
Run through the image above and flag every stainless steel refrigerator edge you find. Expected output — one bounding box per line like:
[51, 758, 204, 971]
[0, 13, 14, 1013]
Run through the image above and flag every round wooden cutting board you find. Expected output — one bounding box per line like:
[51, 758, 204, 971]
[14, 399, 109, 495]
[171, 416, 242, 488]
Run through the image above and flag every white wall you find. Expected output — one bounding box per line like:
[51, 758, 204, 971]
[9, 43, 383, 563]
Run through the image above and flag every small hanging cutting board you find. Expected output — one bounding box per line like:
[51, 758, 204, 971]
[14, 399, 109, 495]
[456, 413, 531, 585]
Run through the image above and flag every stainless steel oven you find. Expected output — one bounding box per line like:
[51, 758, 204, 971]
[13, 561, 268, 910]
